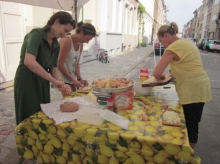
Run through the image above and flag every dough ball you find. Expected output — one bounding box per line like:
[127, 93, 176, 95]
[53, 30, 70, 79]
[60, 101, 79, 112]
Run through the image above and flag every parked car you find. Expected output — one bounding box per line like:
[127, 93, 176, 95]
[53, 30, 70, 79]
[203, 40, 220, 52]
[197, 38, 211, 50]
[154, 41, 165, 55]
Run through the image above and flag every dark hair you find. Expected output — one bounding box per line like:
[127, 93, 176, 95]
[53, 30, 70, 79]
[75, 21, 97, 37]
[43, 11, 76, 32]
[157, 22, 179, 37]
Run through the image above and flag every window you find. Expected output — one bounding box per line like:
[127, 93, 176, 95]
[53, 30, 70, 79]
[212, 14, 217, 21]
[214, 0, 219, 6]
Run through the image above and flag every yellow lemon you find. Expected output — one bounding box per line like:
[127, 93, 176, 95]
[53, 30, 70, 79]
[38, 134, 48, 144]
[42, 153, 50, 163]
[125, 149, 138, 157]
[15, 123, 23, 131]
[51, 137, 62, 148]
[116, 143, 128, 152]
[145, 126, 157, 134]
[120, 133, 135, 140]
[59, 122, 70, 128]
[141, 149, 154, 157]
[38, 127, 47, 135]
[108, 132, 119, 141]
[32, 145, 39, 155]
[44, 144, 54, 154]
[67, 136, 76, 146]
[131, 154, 145, 164]
[42, 119, 54, 125]
[109, 158, 119, 164]
[153, 154, 166, 164]
[56, 156, 66, 164]
[24, 150, 34, 159]
[28, 130, 38, 139]
[27, 137, 35, 146]
[79, 149, 86, 159]
[109, 125, 122, 131]
[85, 147, 94, 156]
[129, 141, 141, 152]
[83, 157, 93, 164]
[115, 151, 127, 162]
[36, 156, 43, 163]
[164, 144, 182, 155]
[62, 150, 68, 159]
[87, 128, 98, 136]
[83, 134, 95, 143]
[74, 128, 86, 138]
[177, 151, 192, 162]
[146, 161, 156, 164]
[128, 126, 139, 131]
[36, 140, 43, 151]
[182, 145, 194, 155]
[171, 138, 183, 145]
[15, 135, 23, 143]
[192, 156, 201, 164]
[98, 154, 109, 164]
[100, 147, 114, 157]
[48, 125, 57, 135]
[50, 154, 55, 162]
[144, 135, 157, 146]
[109, 139, 117, 145]
[171, 131, 184, 138]
[162, 134, 174, 141]
[62, 142, 71, 151]
[72, 154, 81, 161]
[57, 128, 67, 138]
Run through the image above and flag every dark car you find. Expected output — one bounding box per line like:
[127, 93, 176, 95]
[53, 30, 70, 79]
[197, 38, 211, 50]
[154, 41, 165, 55]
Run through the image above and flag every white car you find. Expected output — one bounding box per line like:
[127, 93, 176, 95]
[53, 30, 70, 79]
[203, 40, 220, 52]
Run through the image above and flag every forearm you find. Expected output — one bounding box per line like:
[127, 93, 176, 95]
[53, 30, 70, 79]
[75, 64, 81, 79]
[51, 67, 61, 80]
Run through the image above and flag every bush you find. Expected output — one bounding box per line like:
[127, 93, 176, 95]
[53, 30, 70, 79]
[141, 42, 147, 47]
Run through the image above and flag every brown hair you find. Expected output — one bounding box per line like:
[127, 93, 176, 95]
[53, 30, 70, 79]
[75, 21, 97, 37]
[157, 22, 179, 37]
[43, 11, 76, 32]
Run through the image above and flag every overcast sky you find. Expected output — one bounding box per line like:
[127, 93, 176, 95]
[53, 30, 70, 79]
[164, 0, 203, 32]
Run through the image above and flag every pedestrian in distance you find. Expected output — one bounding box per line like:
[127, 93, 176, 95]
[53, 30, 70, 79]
[205, 39, 209, 53]
[152, 22, 212, 149]
[14, 11, 75, 126]
[58, 21, 97, 96]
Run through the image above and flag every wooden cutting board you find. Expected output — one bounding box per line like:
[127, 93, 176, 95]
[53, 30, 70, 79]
[77, 86, 92, 93]
[142, 73, 172, 87]
[162, 119, 182, 127]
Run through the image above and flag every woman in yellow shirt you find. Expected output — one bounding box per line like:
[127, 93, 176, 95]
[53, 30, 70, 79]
[153, 22, 212, 149]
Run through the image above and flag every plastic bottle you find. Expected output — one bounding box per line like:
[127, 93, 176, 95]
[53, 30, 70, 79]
[139, 68, 149, 82]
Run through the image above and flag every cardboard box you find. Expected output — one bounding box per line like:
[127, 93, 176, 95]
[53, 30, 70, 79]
[112, 89, 134, 110]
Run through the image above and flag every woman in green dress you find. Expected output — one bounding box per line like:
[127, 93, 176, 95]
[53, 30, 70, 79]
[14, 11, 75, 125]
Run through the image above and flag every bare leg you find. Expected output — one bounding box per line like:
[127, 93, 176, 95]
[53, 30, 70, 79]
[190, 143, 196, 149]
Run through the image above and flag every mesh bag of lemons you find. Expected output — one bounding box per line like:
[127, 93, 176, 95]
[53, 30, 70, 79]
[15, 95, 201, 164]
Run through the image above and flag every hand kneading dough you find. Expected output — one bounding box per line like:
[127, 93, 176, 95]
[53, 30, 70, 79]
[60, 101, 79, 112]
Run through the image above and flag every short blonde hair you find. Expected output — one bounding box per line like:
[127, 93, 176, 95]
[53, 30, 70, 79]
[157, 22, 179, 37]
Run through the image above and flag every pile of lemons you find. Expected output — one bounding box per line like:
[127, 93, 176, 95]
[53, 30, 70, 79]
[14, 94, 201, 164]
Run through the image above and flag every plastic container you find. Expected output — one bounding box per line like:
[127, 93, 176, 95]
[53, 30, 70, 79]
[107, 98, 114, 110]
[74, 107, 105, 125]
[133, 82, 152, 96]
[140, 68, 149, 82]
[99, 101, 107, 109]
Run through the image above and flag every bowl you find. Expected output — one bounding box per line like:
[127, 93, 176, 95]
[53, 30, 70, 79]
[133, 82, 152, 96]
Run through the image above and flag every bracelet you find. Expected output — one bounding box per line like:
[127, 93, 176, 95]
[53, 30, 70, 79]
[58, 78, 63, 81]
[77, 78, 82, 81]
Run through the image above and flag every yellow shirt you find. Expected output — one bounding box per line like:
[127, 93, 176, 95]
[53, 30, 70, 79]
[165, 39, 212, 105]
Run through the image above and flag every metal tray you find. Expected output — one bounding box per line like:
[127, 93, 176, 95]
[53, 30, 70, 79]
[92, 78, 134, 93]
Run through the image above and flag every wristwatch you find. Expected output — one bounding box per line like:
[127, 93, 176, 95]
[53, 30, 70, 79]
[77, 78, 82, 81]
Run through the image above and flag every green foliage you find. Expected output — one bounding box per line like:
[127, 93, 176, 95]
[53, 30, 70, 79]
[141, 42, 147, 47]
[138, 4, 147, 14]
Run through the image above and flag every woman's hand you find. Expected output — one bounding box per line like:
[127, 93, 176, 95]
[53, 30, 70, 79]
[79, 79, 89, 86]
[73, 80, 83, 87]
[53, 79, 65, 89]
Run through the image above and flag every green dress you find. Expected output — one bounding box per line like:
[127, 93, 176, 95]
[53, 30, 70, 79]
[14, 28, 60, 125]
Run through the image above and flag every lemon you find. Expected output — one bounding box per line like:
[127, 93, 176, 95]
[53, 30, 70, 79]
[37, 112, 47, 118]
[79, 149, 86, 159]
[164, 144, 182, 155]
[57, 128, 67, 138]
[38, 134, 48, 144]
[108, 132, 119, 141]
[49, 154, 55, 162]
[28, 130, 38, 139]
[141, 149, 154, 157]
[24, 150, 34, 159]
[62, 142, 71, 151]
[59, 122, 70, 128]
[135, 121, 146, 126]
[128, 126, 139, 131]
[171, 131, 184, 138]
[109, 139, 117, 145]
[36, 156, 43, 163]
[44, 144, 54, 154]
[67, 161, 75, 164]
[98, 154, 109, 164]
[62, 150, 68, 159]
[177, 151, 192, 162]
[85, 147, 94, 156]
[158, 150, 170, 158]
[150, 120, 161, 127]
[131, 154, 145, 164]
[38, 127, 47, 135]
[56, 156, 66, 164]
[162, 134, 174, 141]
[74, 128, 86, 138]
[51, 137, 62, 148]
[83, 157, 93, 164]
[125, 149, 138, 157]
[134, 131, 144, 136]
[115, 151, 127, 162]
[153, 154, 166, 163]
[72, 154, 81, 161]
[87, 128, 98, 136]
[83, 134, 95, 143]
[120, 133, 135, 140]
[144, 135, 157, 146]
[27, 137, 35, 146]
[36, 140, 43, 150]
[109, 125, 122, 131]
[15, 123, 23, 131]
[42, 119, 54, 125]
[182, 145, 194, 155]
[129, 141, 141, 152]
[48, 125, 57, 135]
[67, 136, 76, 146]
[32, 145, 39, 155]
[15, 135, 23, 143]
[171, 138, 183, 145]
[100, 147, 114, 157]
[73, 144, 80, 151]
[32, 118, 41, 125]
[192, 156, 201, 164]
[42, 153, 50, 163]
[146, 161, 156, 164]
[145, 126, 157, 134]
[109, 158, 119, 164]
[16, 143, 24, 149]
[116, 143, 128, 152]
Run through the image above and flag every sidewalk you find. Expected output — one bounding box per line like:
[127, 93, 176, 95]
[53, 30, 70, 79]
[0, 46, 153, 164]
